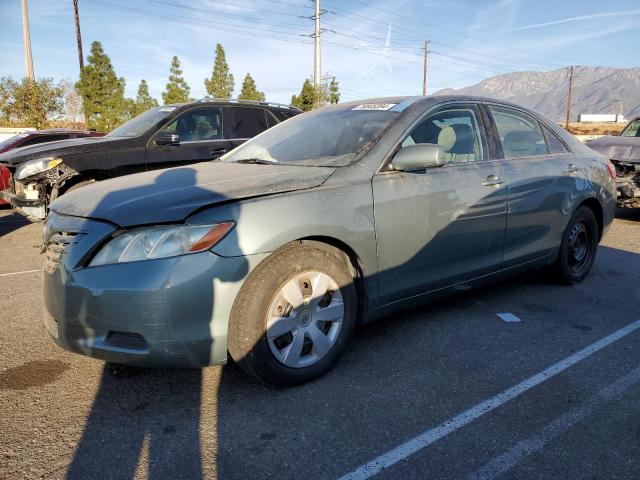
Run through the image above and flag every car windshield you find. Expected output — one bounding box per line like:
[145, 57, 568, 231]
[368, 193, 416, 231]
[621, 119, 640, 137]
[106, 106, 178, 138]
[221, 105, 400, 167]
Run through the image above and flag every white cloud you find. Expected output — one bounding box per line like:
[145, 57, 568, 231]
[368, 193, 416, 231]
[507, 9, 640, 31]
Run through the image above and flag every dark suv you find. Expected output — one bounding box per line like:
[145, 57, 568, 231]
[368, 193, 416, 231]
[0, 99, 301, 219]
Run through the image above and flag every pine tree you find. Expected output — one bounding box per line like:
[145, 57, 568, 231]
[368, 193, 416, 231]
[133, 79, 158, 115]
[162, 56, 191, 105]
[238, 73, 265, 101]
[75, 41, 128, 131]
[204, 43, 234, 99]
[329, 77, 340, 104]
[291, 79, 317, 111]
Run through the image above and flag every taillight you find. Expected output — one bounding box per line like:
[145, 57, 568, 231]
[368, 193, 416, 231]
[606, 162, 616, 180]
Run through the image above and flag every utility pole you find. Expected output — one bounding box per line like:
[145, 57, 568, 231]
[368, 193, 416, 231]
[21, 0, 34, 79]
[313, 0, 321, 90]
[73, 0, 84, 72]
[422, 39, 430, 95]
[565, 65, 574, 129]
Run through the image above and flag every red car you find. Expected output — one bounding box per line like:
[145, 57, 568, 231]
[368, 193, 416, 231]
[0, 129, 104, 206]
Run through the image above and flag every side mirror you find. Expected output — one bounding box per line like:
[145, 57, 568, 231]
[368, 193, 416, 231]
[391, 143, 446, 171]
[154, 130, 180, 146]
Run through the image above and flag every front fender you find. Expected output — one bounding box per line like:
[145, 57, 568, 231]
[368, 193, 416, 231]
[187, 180, 379, 306]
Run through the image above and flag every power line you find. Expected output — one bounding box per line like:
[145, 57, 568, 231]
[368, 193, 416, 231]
[322, 1, 570, 70]
[332, 0, 579, 65]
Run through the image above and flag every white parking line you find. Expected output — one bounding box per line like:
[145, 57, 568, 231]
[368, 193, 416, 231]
[338, 319, 640, 480]
[0, 269, 40, 277]
[497, 313, 522, 323]
[468, 364, 640, 480]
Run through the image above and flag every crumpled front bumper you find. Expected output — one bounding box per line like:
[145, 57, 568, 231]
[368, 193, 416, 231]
[42, 211, 266, 367]
[0, 178, 47, 219]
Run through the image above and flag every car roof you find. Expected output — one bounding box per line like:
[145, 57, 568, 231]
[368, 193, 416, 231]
[339, 95, 544, 111]
[165, 99, 302, 112]
[29, 129, 95, 135]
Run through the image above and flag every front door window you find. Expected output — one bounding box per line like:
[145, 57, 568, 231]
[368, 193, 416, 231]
[166, 108, 223, 142]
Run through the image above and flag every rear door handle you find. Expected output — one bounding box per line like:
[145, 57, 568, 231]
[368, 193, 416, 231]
[210, 147, 227, 156]
[483, 175, 505, 187]
[564, 163, 580, 173]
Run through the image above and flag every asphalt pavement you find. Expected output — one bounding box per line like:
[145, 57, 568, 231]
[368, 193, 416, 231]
[1, 205, 639, 480]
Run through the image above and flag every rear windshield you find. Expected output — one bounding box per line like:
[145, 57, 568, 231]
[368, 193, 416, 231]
[0, 134, 26, 151]
[107, 106, 177, 138]
[221, 105, 399, 167]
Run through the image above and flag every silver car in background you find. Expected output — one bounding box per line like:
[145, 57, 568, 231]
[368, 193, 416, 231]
[43, 96, 616, 386]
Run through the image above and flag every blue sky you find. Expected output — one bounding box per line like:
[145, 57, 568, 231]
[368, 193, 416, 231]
[1, 0, 639, 104]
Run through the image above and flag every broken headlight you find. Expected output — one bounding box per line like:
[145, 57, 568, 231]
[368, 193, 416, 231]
[14, 157, 63, 180]
[89, 222, 234, 267]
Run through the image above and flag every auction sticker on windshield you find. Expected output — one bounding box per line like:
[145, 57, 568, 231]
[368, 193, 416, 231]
[352, 103, 397, 111]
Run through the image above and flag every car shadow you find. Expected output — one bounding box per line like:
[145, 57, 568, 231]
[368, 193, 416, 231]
[63, 168, 247, 479]
[64, 243, 640, 479]
[0, 209, 31, 238]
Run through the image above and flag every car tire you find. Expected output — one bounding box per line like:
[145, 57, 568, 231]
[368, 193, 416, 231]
[551, 206, 599, 285]
[227, 242, 357, 386]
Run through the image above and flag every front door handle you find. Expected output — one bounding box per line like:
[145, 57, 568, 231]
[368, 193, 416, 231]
[564, 163, 580, 173]
[210, 147, 227, 156]
[483, 175, 505, 187]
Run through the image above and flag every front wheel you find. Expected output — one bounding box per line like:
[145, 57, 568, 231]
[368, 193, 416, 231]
[551, 206, 599, 285]
[228, 242, 357, 386]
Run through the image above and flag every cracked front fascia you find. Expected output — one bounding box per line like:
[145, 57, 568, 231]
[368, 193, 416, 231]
[17, 163, 80, 205]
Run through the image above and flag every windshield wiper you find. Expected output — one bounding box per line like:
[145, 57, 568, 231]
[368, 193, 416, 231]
[234, 158, 279, 165]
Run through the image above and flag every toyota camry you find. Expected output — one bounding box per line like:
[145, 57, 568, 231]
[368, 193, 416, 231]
[43, 96, 616, 386]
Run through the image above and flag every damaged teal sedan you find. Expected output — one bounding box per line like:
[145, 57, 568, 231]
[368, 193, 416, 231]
[43, 96, 616, 386]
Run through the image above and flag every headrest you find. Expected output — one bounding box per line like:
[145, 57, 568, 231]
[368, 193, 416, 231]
[437, 125, 456, 151]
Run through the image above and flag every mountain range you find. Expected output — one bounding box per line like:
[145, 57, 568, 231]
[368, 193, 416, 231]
[434, 66, 640, 122]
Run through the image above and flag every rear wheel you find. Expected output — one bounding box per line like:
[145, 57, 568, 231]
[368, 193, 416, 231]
[228, 242, 357, 386]
[552, 206, 599, 285]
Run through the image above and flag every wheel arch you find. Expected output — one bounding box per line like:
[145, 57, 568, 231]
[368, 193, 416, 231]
[577, 197, 604, 241]
[297, 236, 369, 324]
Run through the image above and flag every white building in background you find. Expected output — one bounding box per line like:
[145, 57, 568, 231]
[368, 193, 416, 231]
[577, 114, 626, 123]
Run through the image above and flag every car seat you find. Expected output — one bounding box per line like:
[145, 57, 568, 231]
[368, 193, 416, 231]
[176, 115, 196, 141]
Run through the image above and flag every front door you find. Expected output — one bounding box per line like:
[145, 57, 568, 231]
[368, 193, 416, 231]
[146, 107, 234, 171]
[372, 103, 508, 305]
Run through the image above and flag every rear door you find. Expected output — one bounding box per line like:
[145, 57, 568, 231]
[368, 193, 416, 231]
[486, 104, 578, 267]
[145, 106, 233, 171]
[372, 102, 508, 305]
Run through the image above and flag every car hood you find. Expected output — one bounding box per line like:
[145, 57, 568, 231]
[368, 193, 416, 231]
[51, 162, 336, 227]
[587, 135, 640, 163]
[0, 136, 131, 166]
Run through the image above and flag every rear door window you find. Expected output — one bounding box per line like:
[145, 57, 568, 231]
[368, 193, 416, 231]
[230, 107, 268, 138]
[541, 124, 570, 154]
[265, 110, 279, 128]
[489, 106, 549, 158]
